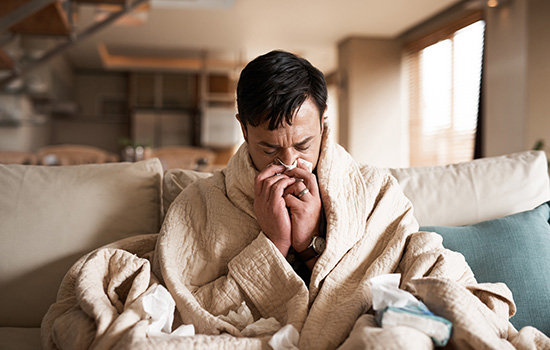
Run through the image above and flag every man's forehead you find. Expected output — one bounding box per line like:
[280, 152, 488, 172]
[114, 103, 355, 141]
[257, 134, 315, 147]
[251, 119, 316, 136]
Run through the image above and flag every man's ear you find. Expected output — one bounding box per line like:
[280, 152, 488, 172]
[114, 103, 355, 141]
[320, 105, 328, 133]
[236, 114, 248, 142]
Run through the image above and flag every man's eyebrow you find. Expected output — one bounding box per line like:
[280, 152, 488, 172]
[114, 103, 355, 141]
[258, 141, 279, 148]
[294, 136, 314, 147]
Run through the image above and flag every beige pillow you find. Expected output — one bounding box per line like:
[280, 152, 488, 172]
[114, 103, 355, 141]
[163, 168, 213, 215]
[0, 158, 163, 327]
[386, 151, 550, 226]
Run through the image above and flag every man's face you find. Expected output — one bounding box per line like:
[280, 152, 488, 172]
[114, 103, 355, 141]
[238, 98, 325, 172]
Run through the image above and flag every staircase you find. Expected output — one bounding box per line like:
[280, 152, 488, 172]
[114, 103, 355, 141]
[0, 0, 149, 87]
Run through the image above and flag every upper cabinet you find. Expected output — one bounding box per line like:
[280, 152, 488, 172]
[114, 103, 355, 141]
[130, 72, 198, 110]
[202, 73, 236, 108]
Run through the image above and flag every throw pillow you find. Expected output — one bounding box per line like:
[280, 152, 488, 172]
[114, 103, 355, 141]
[388, 150, 550, 226]
[421, 202, 550, 336]
[162, 168, 213, 216]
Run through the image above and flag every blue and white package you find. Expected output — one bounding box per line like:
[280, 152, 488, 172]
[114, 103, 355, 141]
[370, 274, 452, 347]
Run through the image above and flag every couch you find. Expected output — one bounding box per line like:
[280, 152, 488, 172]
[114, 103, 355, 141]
[1, 150, 549, 349]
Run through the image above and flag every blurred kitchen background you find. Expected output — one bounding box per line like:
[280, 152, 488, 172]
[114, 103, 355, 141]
[0, 0, 548, 170]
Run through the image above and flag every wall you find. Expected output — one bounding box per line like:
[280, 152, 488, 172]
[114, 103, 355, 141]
[483, 0, 528, 156]
[0, 124, 49, 151]
[338, 0, 550, 165]
[337, 38, 405, 167]
[525, 0, 550, 152]
[484, 0, 550, 156]
[337, 2, 475, 168]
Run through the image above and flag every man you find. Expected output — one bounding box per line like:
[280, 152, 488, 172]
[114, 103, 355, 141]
[235, 50, 328, 279]
[43, 50, 549, 350]
[153, 50, 530, 349]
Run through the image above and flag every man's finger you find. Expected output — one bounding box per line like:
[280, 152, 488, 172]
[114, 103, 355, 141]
[282, 180, 306, 197]
[283, 168, 318, 195]
[255, 164, 285, 194]
[258, 173, 288, 198]
[269, 177, 299, 201]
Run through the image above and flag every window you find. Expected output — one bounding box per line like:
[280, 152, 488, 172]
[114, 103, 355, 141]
[405, 15, 485, 166]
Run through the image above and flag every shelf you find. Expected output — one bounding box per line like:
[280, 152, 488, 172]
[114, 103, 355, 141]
[0, 0, 71, 35]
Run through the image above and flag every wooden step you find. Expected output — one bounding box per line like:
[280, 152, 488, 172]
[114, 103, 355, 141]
[0, 0, 70, 35]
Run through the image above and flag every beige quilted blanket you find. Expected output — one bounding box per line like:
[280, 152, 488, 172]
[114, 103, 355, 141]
[41, 129, 550, 350]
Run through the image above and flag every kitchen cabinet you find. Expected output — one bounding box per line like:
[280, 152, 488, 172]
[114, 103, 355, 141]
[131, 72, 197, 109]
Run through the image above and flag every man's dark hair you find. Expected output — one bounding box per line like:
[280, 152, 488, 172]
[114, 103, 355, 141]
[236, 50, 328, 130]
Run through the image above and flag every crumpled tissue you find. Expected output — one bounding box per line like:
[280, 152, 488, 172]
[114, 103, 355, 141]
[370, 274, 422, 311]
[276, 158, 313, 173]
[218, 301, 282, 337]
[141, 284, 195, 337]
[370, 274, 452, 346]
[268, 324, 300, 350]
[218, 301, 254, 330]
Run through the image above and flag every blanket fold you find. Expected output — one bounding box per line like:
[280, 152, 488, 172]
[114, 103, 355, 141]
[42, 126, 550, 350]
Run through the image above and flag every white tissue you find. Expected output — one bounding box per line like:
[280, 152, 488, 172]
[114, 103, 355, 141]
[370, 274, 422, 311]
[268, 324, 300, 350]
[218, 301, 282, 337]
[218, 301, 255, 330]
[171, 324, 195, 337]
[141, 284, 195, 337]
[276, 158, 313, 173]
[142, 284, 175, 335]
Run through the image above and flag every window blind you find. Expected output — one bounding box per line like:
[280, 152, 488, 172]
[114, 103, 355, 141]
[405, 18, 485, 167]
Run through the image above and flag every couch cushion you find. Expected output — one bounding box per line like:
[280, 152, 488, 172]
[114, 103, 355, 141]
[387, 151, 550, 226]
[421, 202, 550, 336]
[163, 168, 213, 214]
[0, 159, 163, 327]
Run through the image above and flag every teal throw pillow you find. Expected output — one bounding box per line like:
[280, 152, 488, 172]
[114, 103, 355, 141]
[421, 202, 550, 336]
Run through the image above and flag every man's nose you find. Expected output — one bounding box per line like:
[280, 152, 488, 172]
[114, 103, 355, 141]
[279, 148, 297, 166]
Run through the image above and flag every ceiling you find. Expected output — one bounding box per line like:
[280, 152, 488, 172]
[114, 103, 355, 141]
[65, 0, 464, 73]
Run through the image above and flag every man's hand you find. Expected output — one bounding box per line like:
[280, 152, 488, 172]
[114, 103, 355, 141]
[254, 163, 297, 256]
[283, 161, 322, 253]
